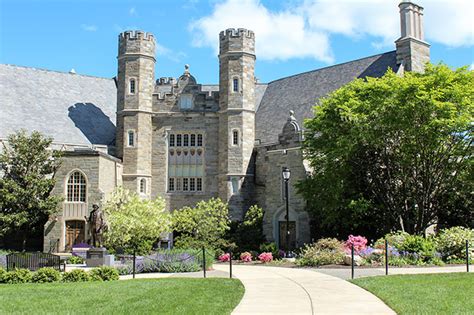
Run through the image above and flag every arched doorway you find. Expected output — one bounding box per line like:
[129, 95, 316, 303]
[65, 220, 85, 250]
[273, 206, 299, 251]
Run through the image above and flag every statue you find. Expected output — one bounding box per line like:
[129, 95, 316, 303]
[85, 204, 107, 248]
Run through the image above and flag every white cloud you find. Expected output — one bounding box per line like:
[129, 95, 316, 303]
[156, 43, 187, 63]
[190, 0, 474, 63]
[129, 7, 137, 16]
[81, 24, 97, 32]
[470, 63, 474, 70]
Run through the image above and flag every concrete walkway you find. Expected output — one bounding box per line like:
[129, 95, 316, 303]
[214, 264, 395, 315]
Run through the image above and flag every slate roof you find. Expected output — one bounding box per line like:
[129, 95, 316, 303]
[0, 64, 117, 146]
[255, 51, 399, 144]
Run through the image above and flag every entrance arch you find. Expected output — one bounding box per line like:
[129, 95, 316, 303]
[272, 206, 299, 251]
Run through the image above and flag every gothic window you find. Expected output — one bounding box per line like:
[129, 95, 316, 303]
[233, 78, 239, 92]
[129, 78, 136, 94]
[232, 130, 239, 146]
[139, 178, 146, 194]
[127, 130, 135, 147]
[168, 132, 204, 193]
[66, 171, 86, 202]
[179, 95, 193, 109]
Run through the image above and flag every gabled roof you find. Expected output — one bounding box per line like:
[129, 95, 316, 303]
[255, 51, 399, 144]
[0, 64, 117, 146]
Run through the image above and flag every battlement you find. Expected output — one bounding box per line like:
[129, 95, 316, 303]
[219, 28, 255, 41]
[156, 77, 176, 85]
[119, 30, 155, 42]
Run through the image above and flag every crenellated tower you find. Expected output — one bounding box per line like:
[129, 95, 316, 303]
[395, 1, 430, 72]
[116, 30, 155, 196]
[218, 28, 256, 219]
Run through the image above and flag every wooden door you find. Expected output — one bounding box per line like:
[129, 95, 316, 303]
[279, 221, 296, 251]
[66, 220, 85, 250]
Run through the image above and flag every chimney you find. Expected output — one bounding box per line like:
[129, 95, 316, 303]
[395, 1, 430, 72]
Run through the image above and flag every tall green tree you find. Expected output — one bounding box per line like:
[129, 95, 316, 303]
[172, 198, 230, 250]
[103, 187, 170, 255]
[299, 64, 473, 237]
[0, 130, 62, 249]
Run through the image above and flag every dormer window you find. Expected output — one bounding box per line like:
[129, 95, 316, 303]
[129, 78, 136, 94]
[127, 130, 135, 147]
[233, 78, 239, 92]
[179, 94, 193, 109]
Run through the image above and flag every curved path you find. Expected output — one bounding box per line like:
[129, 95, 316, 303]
[213, 265, 395, 315]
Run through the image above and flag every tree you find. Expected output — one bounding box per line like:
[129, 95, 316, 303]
[0, 130, 62, 250]
[172, 198, 230, 250]
[299, 64, 473, 238]
[103, 187, 170, 255]
[229, 205, 265, 252]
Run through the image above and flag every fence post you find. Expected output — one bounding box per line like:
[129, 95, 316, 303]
[351, 244, 355, 279]
[229, 250, 232, 279]
[132, 251, 136, 279]
[467, 240, 470, 273]
[385, 239, 389, 276]
[202, 247, 207, 278]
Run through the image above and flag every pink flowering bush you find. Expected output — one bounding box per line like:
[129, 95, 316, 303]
[344, 235, 368, 254]
[240, 252, 252, 262]
[258, 252, 273, 263]
[218, 253, 231, 262]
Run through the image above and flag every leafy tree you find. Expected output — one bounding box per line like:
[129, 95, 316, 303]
[0, 130, 62, 249]
[103, 187, 170, 255]
[229, 205, 265, 252]
[299, 64, 473, 238]
[172, 198, 230, 250]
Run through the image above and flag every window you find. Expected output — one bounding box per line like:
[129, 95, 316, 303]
[129, 79, 136, 94]
[139, 178, 146, 194]
[177, 134, 182, 146]
[190, 178, 195, 191]
[169, 178, 175, 191]
[179, 95, 193, 109]
[232, 130, 239, 146]
[197, 134, 203, 146]
[196, 178, 202, 191]
[190, 134, 196, 146]
[169, 134, 175, 147]
[231, 177, 239, 194]
[127, 130, 135, 147]
[67, 171, 86, 202]
[183, 178, 189, 191]
[233, 78, 239, 92]
[183, 134, 189, 146]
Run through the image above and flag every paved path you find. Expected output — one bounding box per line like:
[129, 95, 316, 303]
[214, 264, 395, 315]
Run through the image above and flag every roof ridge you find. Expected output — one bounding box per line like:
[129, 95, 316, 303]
[267, 51, 396, 84]
[0, 63, 115, 81]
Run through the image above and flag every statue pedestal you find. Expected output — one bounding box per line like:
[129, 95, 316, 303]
[86, 247, 107, 267]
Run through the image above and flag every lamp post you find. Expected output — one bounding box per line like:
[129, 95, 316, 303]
[282, 167, 291, 258]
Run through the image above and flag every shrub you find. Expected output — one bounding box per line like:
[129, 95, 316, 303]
[3, 269, 32, 284]
[62, 269, 91, 282]
[218, 253, 231, 262]
[0, 267, 6, 283]
[258, 252, 273, 263]
[240, 252, 252, 262]
[436, 226, 474, 262]
[375, 231, 410, 250]
[67, 256, 85, 264]
[89, 266, 119, 281]
[296, 238, 345, 267]
[259, 243, 281, 259]
[399, 235, 435, 262]
[31, 267, 61, 283]
[344, 235, 368, 254]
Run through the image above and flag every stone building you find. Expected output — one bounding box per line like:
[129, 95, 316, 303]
[0, 1, 430, 252]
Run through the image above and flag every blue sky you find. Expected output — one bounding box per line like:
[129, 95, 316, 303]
[1, 0, 473, 83]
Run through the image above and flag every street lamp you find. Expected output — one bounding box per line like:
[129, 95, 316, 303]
[282, 167, 291, 258]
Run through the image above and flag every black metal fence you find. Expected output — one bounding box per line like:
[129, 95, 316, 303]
[6, 252, 61, 271]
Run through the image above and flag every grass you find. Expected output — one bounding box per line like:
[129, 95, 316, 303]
[0, 278, 244, 314]
[352, 273, 474, 315]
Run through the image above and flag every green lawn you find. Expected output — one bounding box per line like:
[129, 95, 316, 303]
[0, 278, 244, 315]
[352, 273, 474, 315]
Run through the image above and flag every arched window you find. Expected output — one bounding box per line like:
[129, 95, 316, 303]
[139, 178, 146, 194]
[129, 78, 136, 94]
[67, 171, 86, 202]
[233, 78, 239, 92]
[127, 130, 135, 147]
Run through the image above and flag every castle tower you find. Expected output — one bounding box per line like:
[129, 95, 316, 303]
[116, 31, 155, 196]
[218, 28, 256, 219]
[395, 1, 430, 72]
